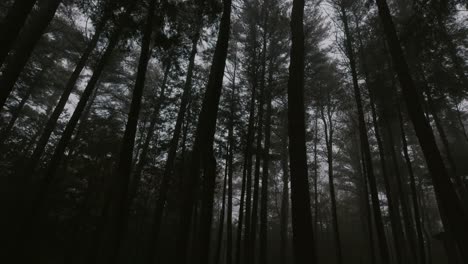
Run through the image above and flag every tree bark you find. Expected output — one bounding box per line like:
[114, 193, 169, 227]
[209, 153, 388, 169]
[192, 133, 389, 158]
[0, 0, 38, 66]
[100, 0, 157, 262]
[129, 61, 171, 203]
[145, 27, 201, 264]
[375, 0, 468, 260]
[319, 96, 342, 264]
[279, 110, 289, 264]
[287, 0, 317, 262]
[0, 0, 63, 110]
[259, 62, 272, 264]
[23, 8, 109, 179]
[340, 4, 390, 263]
[398, 104, 426, 264]
[174, 0, 231, 261]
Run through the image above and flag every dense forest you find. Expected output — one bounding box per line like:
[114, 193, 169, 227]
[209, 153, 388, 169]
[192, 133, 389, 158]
[1, 0, 468, 263]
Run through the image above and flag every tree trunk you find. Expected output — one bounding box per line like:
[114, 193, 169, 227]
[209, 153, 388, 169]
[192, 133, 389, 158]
[398, 104, 426, 264]
[250, 38, 266, 264]
[0, 72, 39, 146]
[236, 70, 257, 264]
[360, 150, 377, 264]
[129, 61, 171, 203]
[320, 97, 342, 264]
[145, 26, 201, 264]
[0, 0, 63, 110]
[375, 0, 468, 260]
[174, 0, 231, 261]
[259, 62, 272, 264]
[355, 16, 406, 262]
[340, 4, 390, 263]
[100, 0, 157, 262]
[215, 155, 229, 264]
[226, 45, 237, 264]
[23, 9, 109, 178]
[279, 110, 289, 264]
[0, 0, 38, 66]
[287, 0, 316, 262]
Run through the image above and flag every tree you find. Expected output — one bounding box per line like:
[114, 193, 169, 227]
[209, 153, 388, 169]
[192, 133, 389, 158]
[375, 0, 468, 261]
[287, 0, 317, 263]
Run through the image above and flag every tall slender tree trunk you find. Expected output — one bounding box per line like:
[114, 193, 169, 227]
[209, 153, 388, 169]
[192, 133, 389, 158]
[5, 11, 130, 260]
[250, 39, 266, 264]
[312, 109, 319, 238]
[340, 4, 390, 263]
[320, 98, 342, 264]
[237, 78, 257, 264]
[0, 0, 38, 66]
[360, 150, 377, 264]
[279, 110, 289, 264]
[0, 73, 39, 146]
[215, 155, 229, 264]
[398, 104, 426, 264]
[100, 0, 157, 262]
[145, 27, 201, 264]
[174, 0, 231, 262]
[0, 0, 63, 110]
[23, 9, 109, 178]
[129, 62, 171, 202]
[226, 46, 237, 264]
[355, 16, 406, 262]
[287, 0, 316, 262]
[375, 1, 468, 260]
[259, 63, 272, 264]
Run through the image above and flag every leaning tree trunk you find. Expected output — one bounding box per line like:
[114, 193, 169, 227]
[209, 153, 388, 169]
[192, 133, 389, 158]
[375, 0, 468, 260]
[398, 104, 426, 264]
[0, 69, 42, 147]
[320, 98, 343, 264]
[355, 17, 406, 262]
[0, 0, 38, 66]
[174, 0, 231, 262]
[340, 4, 390, 263]
[0, 0, 63, 110]
[287, 0, 317, 262]
[23, 9, 110, 179]
[100, 0, 157, 262]
[145, 26, 201, 264]
[129, 61, 171, 203]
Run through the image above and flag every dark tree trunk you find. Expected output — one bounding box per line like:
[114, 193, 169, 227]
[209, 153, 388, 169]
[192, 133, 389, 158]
[355, 16, 405, 262]
[236, 71, 256, 264]
[0, 72, 39, 146]
[23, 9, 109, 178]
[319, 97, 342, 264]
[145, 27, 201, 264]
[226, 46, 237, 264]
[215, 155, 229, 264]
[0, 0, 62, 110]
[100, 0, 157, 262]
[279, 110, 289, 264]
[360, 151, 377, 264]
[259, 64, 272, 264]
[287, 0, 317, 262]
[36, 7, 130, 193]
[398, 104, 426, 264]
[375, 0, 468, 260]
[312, 110, 319, 237]
[340, 4, 390, 263]
[129, 62, 171, 203]
[250, 38, 266, 264]
[0, 0, 37, 66]
[174, 0, 231, 261]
